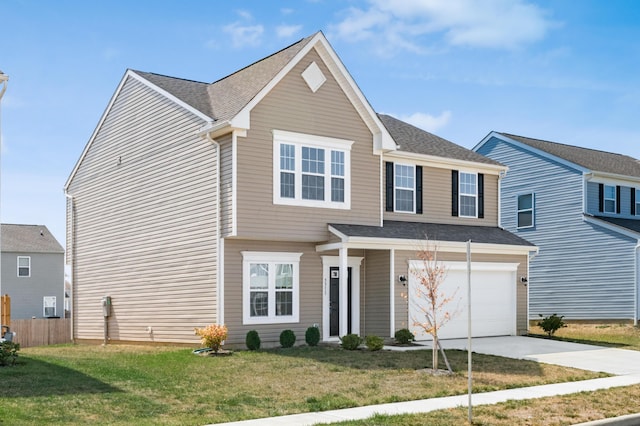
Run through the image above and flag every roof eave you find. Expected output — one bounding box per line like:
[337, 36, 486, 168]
[385, 150, 506, 175]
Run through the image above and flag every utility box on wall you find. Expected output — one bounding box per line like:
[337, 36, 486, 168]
[101, 296, 111, 317]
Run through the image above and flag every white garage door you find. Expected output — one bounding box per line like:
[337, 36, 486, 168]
[408, 261, 519, 340]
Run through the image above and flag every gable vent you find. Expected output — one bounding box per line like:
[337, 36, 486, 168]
[301, 61, 326, 93]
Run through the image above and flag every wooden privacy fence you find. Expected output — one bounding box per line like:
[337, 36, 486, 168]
[1, 294, 10, 326]
[10, 318, 72, 348]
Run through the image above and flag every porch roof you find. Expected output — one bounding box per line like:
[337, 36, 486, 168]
[329, 220, 534, 247]
[590, 216, 640, 236]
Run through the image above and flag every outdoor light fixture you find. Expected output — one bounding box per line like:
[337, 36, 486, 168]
[398, 275, 407, 285]
[520, 276, 528, 283]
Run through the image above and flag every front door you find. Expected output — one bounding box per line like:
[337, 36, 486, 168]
[329, 266, 352, 337]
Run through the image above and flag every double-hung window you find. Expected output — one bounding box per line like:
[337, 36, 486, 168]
[517, 193, 534, 228]
[43, 296, 56, 317]
[604, 185, 616, 213]
[459, 172, 478, 218]
[636, 189, 640, 216]
[395, 164, 415, 213]
[17, 256, 31, 277]
[274, 130, 353, 209]
[242, 252, 302, 325]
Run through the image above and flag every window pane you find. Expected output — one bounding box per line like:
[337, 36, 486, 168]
[518, 194, 532, 210]
[302, 147, 324, 174]
[605, 200, 615, 213]
[18, 257, 29, 267]
[395, 165, 414, 189]
[604, 185, 616, 199]
[280, 144, 295, 171]
[280, 172, 295, 198]
[249, 264, 269, 289]
[276, 264, 293, 289]
[331, 151, 344, 176]
[276, 291, 292, 316]
[460, 195, 476, 217]
[302, 175, 325, 200]
[331, 177, 344, 202]
[518, 211, 533, 227]
[250, 292, 268, 317]
[460, 173, 476, 195]
[396, 188, 414, 212]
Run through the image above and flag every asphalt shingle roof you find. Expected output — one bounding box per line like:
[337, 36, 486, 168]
[1, 224, 64, 253]
[501, 133, 640, 178]
[330, 220, 534, 247]
[592, 216, 640, 235]
[379, 114, 502, 165]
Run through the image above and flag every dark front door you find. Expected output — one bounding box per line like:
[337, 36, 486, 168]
[329, 266, 352, 337]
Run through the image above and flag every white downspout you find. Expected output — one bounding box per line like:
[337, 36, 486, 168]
[498, 170, 506, 228]
[635, 242, 639, 326]
[64, 191, 75, 342]
[205, 133, 223, 325]
[389, 249, 395, 338]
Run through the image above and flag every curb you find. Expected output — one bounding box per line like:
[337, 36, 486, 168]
[573, 413, 640, 426]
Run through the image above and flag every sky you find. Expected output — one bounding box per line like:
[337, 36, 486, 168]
[2, 0, 640, 245]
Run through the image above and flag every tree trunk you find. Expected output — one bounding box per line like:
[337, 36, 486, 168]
[432, 334, 439, 372]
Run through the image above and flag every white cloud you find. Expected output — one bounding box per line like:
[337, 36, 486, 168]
[329, 0, 557, 55]
[399, 110, 452, 132]
[276, 24, 303, 39]
[223, 22, 264, 48]
[102, 47, 120, 61]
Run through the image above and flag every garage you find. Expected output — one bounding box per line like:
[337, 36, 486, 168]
[408, 261, 519, 340]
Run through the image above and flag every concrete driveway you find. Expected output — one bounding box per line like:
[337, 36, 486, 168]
[439, 336, 640, 376]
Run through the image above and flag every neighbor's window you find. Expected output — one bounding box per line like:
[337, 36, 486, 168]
[517, 193, 534, 228]
[242, 251, 302, 325]
[274, 130, 353, 209]
[43, 296, 56, 317]
[636, 189, 640, 216]
[394, 164, 415, 213]
[17, 256, 31, 277]
[459, 172, 478, 217]
[604, 185, 616, 213]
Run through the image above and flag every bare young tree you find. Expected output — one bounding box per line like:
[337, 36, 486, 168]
[410, 240, 460, 373]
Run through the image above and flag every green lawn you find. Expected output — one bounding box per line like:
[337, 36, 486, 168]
[0, 343, 604, 425]
[529, 322, 640, 351]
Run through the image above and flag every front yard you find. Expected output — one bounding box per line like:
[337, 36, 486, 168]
[0, 343, 604, 425]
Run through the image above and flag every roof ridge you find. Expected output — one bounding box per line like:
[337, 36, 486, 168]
[132, 70, 209, 85]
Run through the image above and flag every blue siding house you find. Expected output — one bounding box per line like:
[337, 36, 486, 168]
[474, 132, 640, 323]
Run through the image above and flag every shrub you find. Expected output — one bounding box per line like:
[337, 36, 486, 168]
[340, 333, 362, 350]
[305, 326, 320, 346]
[279, 329, 296, 348]
[538, 314, 567, 337]
[194, 324, 228, 353]
[0, 341, 20, 366]
[365, 335, 384, 351]
[394, 328, 415, 345]
[245, 330, 261, 350]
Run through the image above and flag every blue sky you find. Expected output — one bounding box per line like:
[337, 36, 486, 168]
[2, 0, 640, 244]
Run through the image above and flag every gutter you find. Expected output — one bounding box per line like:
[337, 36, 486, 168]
[64, 191, 75, 342]
[635, 242, 640, 326]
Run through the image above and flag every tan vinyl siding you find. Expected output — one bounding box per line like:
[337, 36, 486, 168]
[384, 165, 499, 226]
[66, 76, 217, 344]
[236, 49, 381, 242]
[361, 249, 390, 337]
[223, 239, 323, 346]
[219, 134, 234, 237]
[393, 250, 528, 335]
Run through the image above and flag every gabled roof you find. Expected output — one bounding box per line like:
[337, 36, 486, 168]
[330, 220, 534, 247]
[498, 133, 640, 178]
[1, 224, 64, 253]
[379, 114, 502, 165]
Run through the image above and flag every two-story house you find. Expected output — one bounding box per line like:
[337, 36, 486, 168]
[475, 132, 640, 324]
[64, 32, 535, 346]
[1, 224, 65, 319]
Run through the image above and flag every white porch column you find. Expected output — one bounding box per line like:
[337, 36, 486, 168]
[389, 248, 395, 337]
[339, 247, 349, 337]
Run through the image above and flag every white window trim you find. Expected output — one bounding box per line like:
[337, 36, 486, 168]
[636, 188, 640, 216]
[273, 129, 353, 209]
[43, 296, 56, 317]
[394, 163, 416, 213]
[459, 171, 478, 218]
[17, 256, 31, 277]
[517, 192, 535, 229]
[604, 185, 616, 213]
[242, 251, 303, 325]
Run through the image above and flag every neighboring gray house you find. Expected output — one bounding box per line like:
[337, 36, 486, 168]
[1, 224, 65, 319]
[475, 132, 640, 323]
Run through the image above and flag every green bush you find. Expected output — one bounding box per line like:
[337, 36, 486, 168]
[340, 333, 362, 350]
[365, 335, 384, 351]
[245, 330, 261, 350]
[305, 326, 320, 346]
[0, 341, 20, 366]
[537, 314, 567, 337]
[279, 330, 296, 348]
[394, 328, 415, 345]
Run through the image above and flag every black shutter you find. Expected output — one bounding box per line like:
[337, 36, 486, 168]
[478, 173, 484, 219]
[632, 188, 636, 216]
[616, 185, 621, 214]
[598, 183, 604, 212]
[415, 166, 423, 214]
[452, 170, 459, 217]
[385, 162, 394, 212]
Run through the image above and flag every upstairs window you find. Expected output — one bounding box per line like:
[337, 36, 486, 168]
[636, 189, 640, 216]
[603, 185, 616, 213]
[17, 256, 30, 277]
[517, 193, 534, 228]
[395, 164, 415, 213]
[274, 130, 352, 209]
[459, 172, 478, 218]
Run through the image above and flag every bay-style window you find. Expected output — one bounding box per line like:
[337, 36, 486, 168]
[273, 130, 353, 209]
[242, 252, 302, 325]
